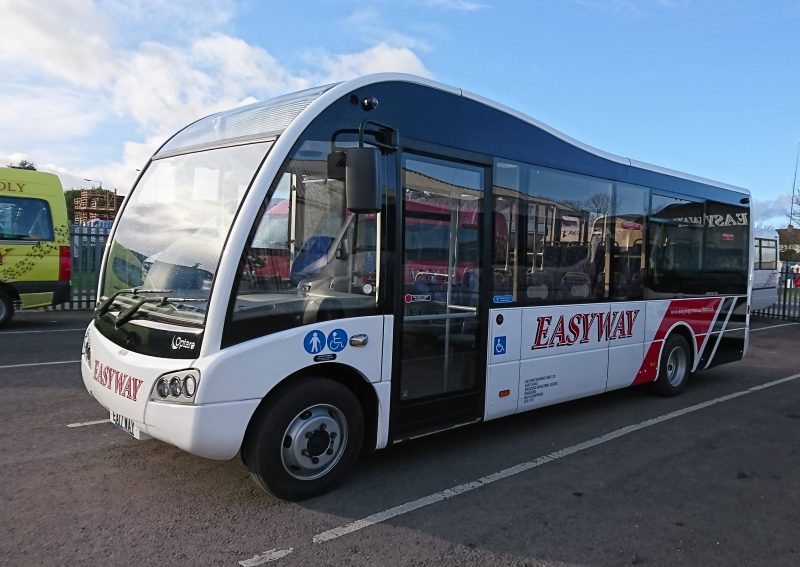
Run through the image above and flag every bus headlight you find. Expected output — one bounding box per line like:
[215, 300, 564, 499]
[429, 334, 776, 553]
[151, 369, 200, 404]
[82, 331, 92, 367]
[183, 375, 196, 397]
[169, 377, 183, 397]
[156, 377, 169, 398]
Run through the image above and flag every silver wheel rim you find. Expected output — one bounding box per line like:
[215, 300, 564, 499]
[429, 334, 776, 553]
[666, 346, 688, 387]
[0, 298, 7, 323]
[280, 404, 348, 481]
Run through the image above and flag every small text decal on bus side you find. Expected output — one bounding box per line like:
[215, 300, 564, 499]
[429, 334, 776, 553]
[172, 336, 196, 350]
[92, 361, 144, 401]
[532, 309, 640, 350]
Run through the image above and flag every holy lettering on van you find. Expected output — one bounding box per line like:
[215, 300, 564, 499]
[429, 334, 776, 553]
[0, 181, 25, 192]
[532, 309, 640, 349]
[92, 360, 144, 401]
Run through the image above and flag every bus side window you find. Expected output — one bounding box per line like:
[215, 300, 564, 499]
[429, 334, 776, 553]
[491, 196, 517, 300]
[610, 183, 648, 300]
[496, 160, 611, 305]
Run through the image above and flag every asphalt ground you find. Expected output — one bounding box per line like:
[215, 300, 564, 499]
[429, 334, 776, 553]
[1, 310, 799, 566]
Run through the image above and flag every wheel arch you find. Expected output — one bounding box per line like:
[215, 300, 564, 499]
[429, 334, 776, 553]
[0, 282, 20, 302]
[657, 322, 697, 376]
[241, 362, 379, 461]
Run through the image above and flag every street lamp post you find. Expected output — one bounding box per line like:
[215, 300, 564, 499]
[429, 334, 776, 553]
[791, 142, 800, 229]
[84, 178, 102, 190]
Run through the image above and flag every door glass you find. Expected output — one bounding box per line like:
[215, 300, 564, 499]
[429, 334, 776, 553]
[399, 155, 484, 401]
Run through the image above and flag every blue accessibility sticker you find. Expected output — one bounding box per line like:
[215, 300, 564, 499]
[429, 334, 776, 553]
[304, 330, 326, 354]
[327, 329, 348, 353]
[494, 336, 507, 355]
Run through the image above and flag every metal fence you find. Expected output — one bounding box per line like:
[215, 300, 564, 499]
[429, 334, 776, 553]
[66, 223, 111, 309]
[752, 265, 800, 321]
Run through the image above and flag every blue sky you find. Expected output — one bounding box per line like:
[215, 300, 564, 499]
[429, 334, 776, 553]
[1, 0, 798, 225]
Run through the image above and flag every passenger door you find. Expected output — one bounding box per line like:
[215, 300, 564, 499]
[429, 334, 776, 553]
[391, 153, 488, 439]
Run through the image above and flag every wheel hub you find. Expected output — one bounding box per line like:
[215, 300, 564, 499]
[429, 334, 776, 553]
[281, 404, 346, 480]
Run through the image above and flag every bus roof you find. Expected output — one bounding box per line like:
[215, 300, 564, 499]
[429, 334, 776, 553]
[154, 73, 748, 196]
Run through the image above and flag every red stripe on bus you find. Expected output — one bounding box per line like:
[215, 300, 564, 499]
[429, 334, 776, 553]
[632, 298, 723, 385]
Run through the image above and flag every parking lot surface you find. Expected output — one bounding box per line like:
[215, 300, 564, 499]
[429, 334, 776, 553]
[1, 311, 799, 566]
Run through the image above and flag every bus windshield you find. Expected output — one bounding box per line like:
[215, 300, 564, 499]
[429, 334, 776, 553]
[101, 142, 270, 325]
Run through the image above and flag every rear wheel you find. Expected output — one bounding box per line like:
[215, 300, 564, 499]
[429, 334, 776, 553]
[0, 291, 14, 328]
[649, 334, 691, 397]
[244, 377, 364, 500]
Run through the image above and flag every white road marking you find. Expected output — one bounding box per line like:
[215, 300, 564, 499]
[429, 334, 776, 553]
[301, 372, 800, 546]
[239, 548, 295, 566]
[66, 419, 109, 428]
[0, 360, 81, 370]
[0, 328, 86, 335]
[750, 322, 799, 332]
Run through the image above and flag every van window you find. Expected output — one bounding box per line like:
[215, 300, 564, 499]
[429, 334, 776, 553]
[0, 197, 54, 241]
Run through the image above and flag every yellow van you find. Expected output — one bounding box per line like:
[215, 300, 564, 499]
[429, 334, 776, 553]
[0, 167, 71, 326]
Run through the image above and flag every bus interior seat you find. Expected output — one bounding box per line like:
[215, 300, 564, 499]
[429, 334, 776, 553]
[562, 244, 588, 268]
[561, 272, 591, 299]
[542, 244, 561, 267]
[526, 270, 550, 300]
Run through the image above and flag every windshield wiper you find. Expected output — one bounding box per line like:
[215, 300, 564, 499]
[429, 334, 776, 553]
[114, 296, 208, 328]
[96, 288, 173, 317]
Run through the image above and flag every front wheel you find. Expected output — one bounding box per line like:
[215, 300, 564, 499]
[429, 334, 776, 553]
[649, 334, 691, 397]
[0, 291, 14, 328]
[244, 377, 364, 500]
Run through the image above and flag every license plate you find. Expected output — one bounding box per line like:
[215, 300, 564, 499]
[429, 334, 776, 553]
[111, 411, 142, 439]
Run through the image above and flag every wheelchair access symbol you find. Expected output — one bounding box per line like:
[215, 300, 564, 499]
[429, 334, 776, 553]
[494, 336, 507, 355]
[327, 329, 348, 353]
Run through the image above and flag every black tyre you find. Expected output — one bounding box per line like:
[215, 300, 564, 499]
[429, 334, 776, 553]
[649, 334, 691, 397]
[0, 291, 14, 328]
[244, 377, 364, 500]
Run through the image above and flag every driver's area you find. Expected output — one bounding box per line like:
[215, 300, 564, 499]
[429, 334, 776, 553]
[226, 138, 382, 345]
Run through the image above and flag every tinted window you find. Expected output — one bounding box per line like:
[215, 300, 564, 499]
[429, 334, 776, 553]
[495, 159, 612, 305]
[0, 197, 54, 241]
[611, 184, 648, 300]
[647, 195, 749, 296]
[756, 238, 777, 270]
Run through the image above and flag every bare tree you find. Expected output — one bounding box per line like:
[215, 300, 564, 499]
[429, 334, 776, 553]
[789, 192, 800, 228]
[585, 192, 612, 216]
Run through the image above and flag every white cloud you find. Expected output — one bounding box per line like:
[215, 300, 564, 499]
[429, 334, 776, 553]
[0, 84, 107, 140]
[420, 0, 488, 11]
[102, 0, 236, 38]
[573, 0, 681, 13]
[753, 194, 793, 227]
[340, 9, 433, 52]
[312, 43, 432, 84]
[0, 0, 116, 87]
[0, 2, 433, 194]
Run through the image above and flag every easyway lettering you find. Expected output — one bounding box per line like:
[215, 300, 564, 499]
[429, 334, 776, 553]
[672, 213, 749, 227]
[532, 309, 640, 349]
[92, 361, 144, 401]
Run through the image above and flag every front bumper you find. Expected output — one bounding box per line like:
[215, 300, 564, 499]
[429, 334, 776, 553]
[81, 324, 260, 460]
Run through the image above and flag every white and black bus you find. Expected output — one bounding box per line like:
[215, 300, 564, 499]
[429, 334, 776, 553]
[81, 74, 751, 500]
[751, 228, 779, 310]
